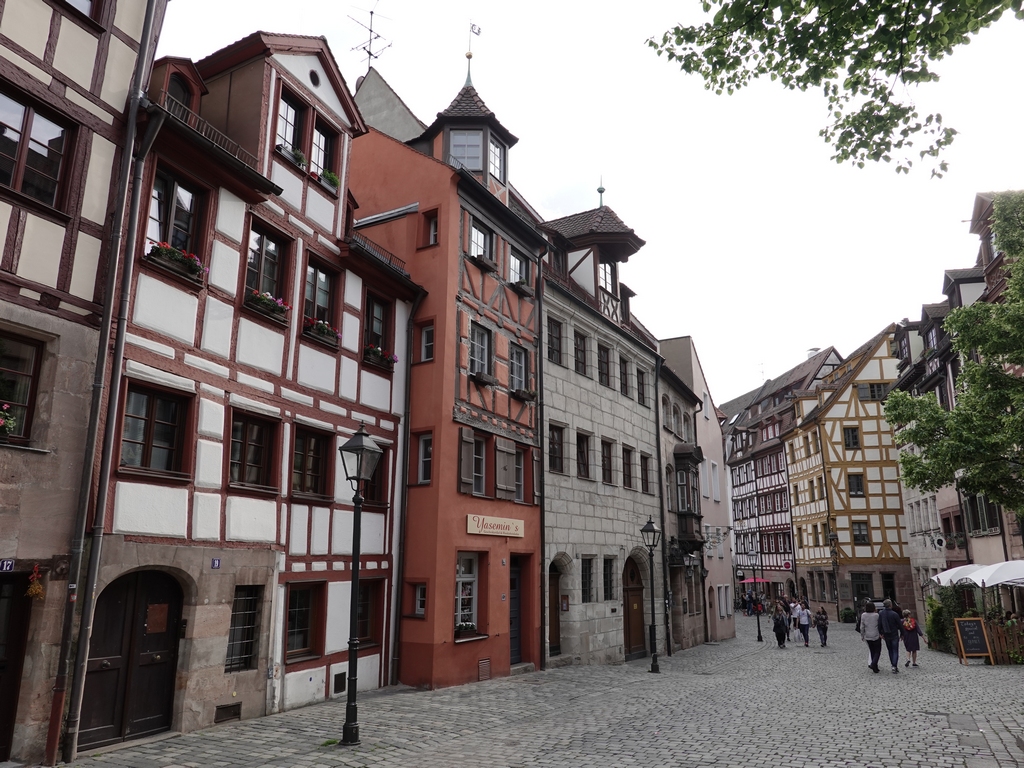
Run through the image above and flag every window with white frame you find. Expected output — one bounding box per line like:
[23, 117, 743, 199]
[472, 438, 486, 495]
[718, 586, 726, 618]
[469, 223, 492, 261]
[469, 322, 491, 375]
[598, 262, 615, 293]
[488, 137, 504, 182]
[455, 553, 478, 627]
[418, 434, 432, 483]
[509, 251, 528, 284]
[509, 344, 527, 391]
[700, 461, 709, 498]
[514, 449, 525, 502]
[420, 324, 434, 361]
[711, 462, 720, 501]
[414, 584, 427, 616]
[450, 130, 483, 170]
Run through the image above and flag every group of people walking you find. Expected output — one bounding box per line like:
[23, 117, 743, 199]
[859, 598, 925, 673]
[770, 597, 829, 648]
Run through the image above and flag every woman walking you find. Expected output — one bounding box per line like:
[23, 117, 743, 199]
[772, 604, 788, 648]
[859, 601, 882, 673]
[901, 609, 925, 667]
[797, 601, 812, 647]
[813, 606, 829, 647]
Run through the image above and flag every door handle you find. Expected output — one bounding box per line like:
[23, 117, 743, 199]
[153, 654, 162, 662]
[100, 660, 111, 669]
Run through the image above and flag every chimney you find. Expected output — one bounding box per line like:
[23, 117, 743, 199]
[807, 347, 820, 360]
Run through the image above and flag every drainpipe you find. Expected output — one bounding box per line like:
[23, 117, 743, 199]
[389, 288, 425, 685]
[652, 357, 671, 655]
[62, 7, 164, 758]
[535, 250, 547, 671]
[42, 3, 162, 762]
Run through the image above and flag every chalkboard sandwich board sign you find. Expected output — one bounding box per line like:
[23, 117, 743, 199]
[954, 618, 993, 665]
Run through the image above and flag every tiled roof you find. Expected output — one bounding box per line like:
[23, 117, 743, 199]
[440, 84, 494, 119]
[944, 267, 984, 281]
[922, 301, 949, 321]
[543, 206, 641, 241]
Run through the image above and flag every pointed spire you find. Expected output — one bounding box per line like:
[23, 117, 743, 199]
[465, 51, 473, 87]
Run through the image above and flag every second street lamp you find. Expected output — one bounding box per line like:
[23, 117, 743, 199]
[640, 517, 662, 673]
[338, 424, 382, 747]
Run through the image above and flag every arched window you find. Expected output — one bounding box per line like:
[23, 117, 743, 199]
[168, 74, 191, 109]
[665, 465, 674, 512]
[682, 413, 692, 442]
[661, 396, 670, 425]
[676, 469, 690, 512]
[672, 405, 682, 435]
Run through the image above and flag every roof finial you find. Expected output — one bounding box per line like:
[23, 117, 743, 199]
[598, 176, 606, 207]
[466, 23, 481, 86]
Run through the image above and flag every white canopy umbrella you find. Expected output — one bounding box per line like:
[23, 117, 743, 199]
[931, 564, 985, 586]
[963, 560, 1024, 587]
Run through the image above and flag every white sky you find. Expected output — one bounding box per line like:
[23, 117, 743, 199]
[158, 1, 1024, 406]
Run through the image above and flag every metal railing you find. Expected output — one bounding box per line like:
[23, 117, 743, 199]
[349, 232, 408, 275]
[151, 90, 258, 169]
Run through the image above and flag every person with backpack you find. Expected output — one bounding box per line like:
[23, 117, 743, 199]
[813, 606, 830, 647]
[772, 604, 788, 648]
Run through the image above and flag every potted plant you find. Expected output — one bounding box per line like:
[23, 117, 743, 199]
[363, 344, 398, 370]
[455, 622, 477, 638]
[291, 148, 307, 169]
[303, 317, 341, 346]
[0, 403, 18, 442]
[146, 241, 206, 281]
[244, 290, 291, 317]
[512, 388, 537, 401]
[320, 170, 340, 191]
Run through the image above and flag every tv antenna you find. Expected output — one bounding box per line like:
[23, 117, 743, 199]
[349, 2, 392, 71]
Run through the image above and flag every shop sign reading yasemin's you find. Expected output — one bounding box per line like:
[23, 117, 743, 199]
[467, 514, 524, 537]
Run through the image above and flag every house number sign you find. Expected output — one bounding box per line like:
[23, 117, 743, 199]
[467, 515, 524, 538]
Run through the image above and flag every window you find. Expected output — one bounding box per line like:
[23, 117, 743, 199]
[246, 229, 283, 297]
[64, 0, 95, 16]
[450, 129, 482, 170]
[581, 557, 594, 603]
[225, 585, 262, 672]
[230, 413, 274, 487]
[420, 324, 434, 361]
[598, 262, 614, 293]
[292, 429, 328, 495]
[547, 318, 563, 365]
[811, 432, 819, 453]
[665, 466, 674, 512]
[0, 91, 68, 207]
[852, 521, 870, 545]
[640, 455, 651, 493]
[455, 553, 478, 627]
[509, 344, 527, 391]
[711, 462, 720, 501]
[286, 583, 322, 660]
[548, 425, 564, 473]
[700, 461, 709, 498]
[551, 248, 566, 275]
[601, 440, 613, 484]
[363, 450, 387, 503]
[469, 323, 492, 375]
[469, 223, 493, 261]
[147, 172, 201, 254]
[120, 385, 186, 473]
[0, 333, 40, 439]
[682, 414, 691, 441]
[417, 433, 432, 483]
[413, 584, 427, 616]
[303, 263, 332, 323]
[637, 369, 647, 407]
[576, 433, 591, 479]
[848, 473, 864, 497]
[597, 344, 611, 386]
[356, 580, 382, 644]
[424, 212, 439, 246]
[603, 558, 615, 601]
[672, 405, 682, 435]
[857, 383, 888, 401]
[365, 295, 389, 350]
[310, 121, 335, 176]
[843, 426, 860, 450]
[509, 250, 528, 284]
[472, 438, 486, 495]
[276, 92, 303, 151]
[619, 356, 630, 396]
[622, 446, 634, 488]
[514, 449, 525, 502]
[573, 331, 588, 375]
[488, 137, 504, 181]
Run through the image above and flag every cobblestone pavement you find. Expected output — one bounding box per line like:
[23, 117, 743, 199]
[69, 617, 1024, 768]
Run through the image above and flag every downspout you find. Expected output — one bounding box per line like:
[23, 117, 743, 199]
[43, 3, 161, 762]
[652, 357, 671, 655]
[63, 11, 164, 757]
[536, 250, 547, 671]
[390, 288, 425, 685]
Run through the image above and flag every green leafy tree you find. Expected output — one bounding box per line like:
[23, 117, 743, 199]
[884, 192, 1024, 517]
[649, 1, 1022, 175]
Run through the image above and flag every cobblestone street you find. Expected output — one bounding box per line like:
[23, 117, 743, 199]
[69, 617, 1024, 768]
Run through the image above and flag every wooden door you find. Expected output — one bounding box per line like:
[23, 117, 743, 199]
[547, 563, 560, 656]
[623, 558, 646, 660]
[79, 571, 181, 749]
[509, 558, 521, 665]
[0, 575, 31, 761]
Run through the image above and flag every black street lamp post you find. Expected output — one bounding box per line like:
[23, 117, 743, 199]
[338, 424, 382, 747]
[640, 517, 662, 673]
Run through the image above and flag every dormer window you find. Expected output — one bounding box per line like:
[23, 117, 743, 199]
[488, 137, 504, 182]
[450, 129, 482, 170]
[599, 262, 615, 294]
[167, 74, 192, 110]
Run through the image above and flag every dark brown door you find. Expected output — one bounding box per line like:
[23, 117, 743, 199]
[79, 571, 181, 749]
[509, 557, 521, 665]
[0, 574, 32, 761]
[547, 563, 560, 656]
[623, 558, 646, 660]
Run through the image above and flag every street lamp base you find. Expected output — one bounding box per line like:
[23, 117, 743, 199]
[650, 654, 660, 673]
[341, 722, 360, 746]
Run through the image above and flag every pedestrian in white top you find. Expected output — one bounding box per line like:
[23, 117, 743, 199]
[797, 602, 813, 646]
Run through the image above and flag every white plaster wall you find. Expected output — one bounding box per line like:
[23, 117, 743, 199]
[331, 510, 384, 555]
[271, 161, 302, 210]
[0, 0, 51, 59]
[52, 18, 97, 88]
[192, 492, 221, 540]
[197, 398, 224, 439]
[237, 319, 284, 375]
[133, 274, 198, 344]
[81, 135, 115, 224]
[17, 214, 64, 288]
[0, 204, 11, 256]
[68, 233, 101, 300]
[201, 296, 234, 358]
[209, 240, 240, 296]
[359, 370, 390, 411]
[113, 482, 188, 537]
[340, 311, 360, 352]
[343, 271, 362, 309]
[100, 35, 136, 110]
[225, 496, 278, 542]
[113, 0, 146, 40]
[339, 356, 358, 401]
[305, 187, 335, 231]
[273, 54, 351, 126]
[283, 667, 326, 711]
[289, 504, 309, 555]
[297, 344, 336, 393]
[216, 188, 245, 242]
[310, 506, 330, 555]
[195, 439, 223, 489]
[328, 654, 380, 695]
[326, 581, 351, 654]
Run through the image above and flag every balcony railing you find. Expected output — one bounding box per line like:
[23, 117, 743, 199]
[349, 233, 408, 276]
[151, 90, 258, 170]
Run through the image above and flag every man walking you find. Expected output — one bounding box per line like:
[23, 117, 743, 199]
[879, 599, 903, 673]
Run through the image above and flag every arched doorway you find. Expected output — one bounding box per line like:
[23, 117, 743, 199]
[622, 557, 646, 660]
[548, 562, 561, 657]
[786, 579, 796, 598]
[799, 577, 808, 601]
[79, 571, 182, 749]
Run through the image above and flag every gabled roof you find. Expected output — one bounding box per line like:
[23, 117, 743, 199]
[541, 206, 646, 262]
[721, 346, 841, 421]
[417, 82, 518, 147]
[921, 301, 949, 323]
[801, 325, 895, 424]
[941, 267, 984, 296]
[353, 67, 426, 142]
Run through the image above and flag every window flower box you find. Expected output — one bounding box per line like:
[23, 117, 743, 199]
[469, 370, 496, 386]
[0, 404, 18, 441]
[510, 280, 534, 298]
[145, 242, 206, 285]
[302, 317, 341, 348]
[244, 290, 290, 325]
[455, 622, 478, 639]
[276, 143, 307, 170]
[309, 170, 340, 196]
[363, 345, 397, 371]
[467, 254, 497, 273]
[512, 388, 536, 402]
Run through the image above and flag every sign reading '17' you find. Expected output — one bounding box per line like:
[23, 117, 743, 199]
[467, 515, 524, 538]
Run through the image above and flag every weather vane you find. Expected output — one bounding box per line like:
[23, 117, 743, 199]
[349, 2, 393, 71]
